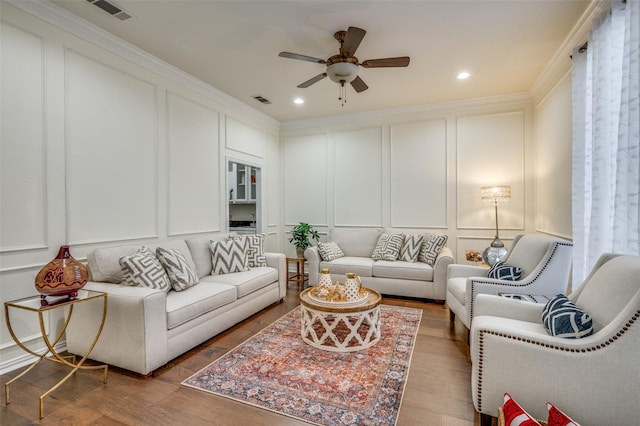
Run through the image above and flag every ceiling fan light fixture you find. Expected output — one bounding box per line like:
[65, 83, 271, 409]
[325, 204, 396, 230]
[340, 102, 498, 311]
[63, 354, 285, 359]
[326, 62, 359, 84]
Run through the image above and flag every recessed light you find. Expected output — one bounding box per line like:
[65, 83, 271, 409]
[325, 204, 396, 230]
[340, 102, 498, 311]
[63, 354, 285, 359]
[294, 98, 304, 105]
[457, 72, 471, 80]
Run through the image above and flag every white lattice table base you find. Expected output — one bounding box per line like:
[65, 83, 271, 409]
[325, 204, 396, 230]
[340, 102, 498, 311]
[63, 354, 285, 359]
[300, 304, 381, 352]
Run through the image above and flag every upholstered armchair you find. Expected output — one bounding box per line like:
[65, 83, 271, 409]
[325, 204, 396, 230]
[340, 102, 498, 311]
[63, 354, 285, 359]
[446, 234, 573, 329]
[470, 253, 640, 425]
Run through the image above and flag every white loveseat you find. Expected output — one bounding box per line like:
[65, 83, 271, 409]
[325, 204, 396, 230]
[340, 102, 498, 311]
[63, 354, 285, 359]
[65, 234, 286, 375]
[304, 228, 454, 302]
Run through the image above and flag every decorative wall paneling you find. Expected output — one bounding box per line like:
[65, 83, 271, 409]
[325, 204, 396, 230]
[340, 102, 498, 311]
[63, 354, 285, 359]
[333, 127, 384, 227]
[166, 92, 221, 236]
[456, 111, 526, 232]
[0, 23, 47, 252]
[390, 119, 448, 228]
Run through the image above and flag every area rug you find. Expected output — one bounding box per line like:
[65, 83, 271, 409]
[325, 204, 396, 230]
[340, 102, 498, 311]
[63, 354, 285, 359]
[182, 304, 421, 425]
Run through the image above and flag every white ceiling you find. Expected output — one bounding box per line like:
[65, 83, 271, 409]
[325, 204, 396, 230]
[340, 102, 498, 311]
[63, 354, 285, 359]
[50, 0, 589, 123]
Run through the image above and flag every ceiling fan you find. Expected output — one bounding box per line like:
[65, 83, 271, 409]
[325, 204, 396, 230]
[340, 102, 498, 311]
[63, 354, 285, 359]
[279, 26, 410, 104]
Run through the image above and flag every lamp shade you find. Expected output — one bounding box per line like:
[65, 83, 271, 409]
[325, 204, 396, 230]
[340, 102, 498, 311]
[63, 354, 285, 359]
[326, 62, 358, 83]
[481, 185, 511, 203]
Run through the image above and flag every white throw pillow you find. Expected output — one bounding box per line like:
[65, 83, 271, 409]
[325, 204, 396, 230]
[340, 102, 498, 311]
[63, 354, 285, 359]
[371, 233, 404, 261]
[317, 241, 345, 261]
[210, 238, 249, 275]
[419, 233, 448, 265]
[119, 246, 171, 292]
[156, 247, 199, 291]
[233, 234, 267, 268]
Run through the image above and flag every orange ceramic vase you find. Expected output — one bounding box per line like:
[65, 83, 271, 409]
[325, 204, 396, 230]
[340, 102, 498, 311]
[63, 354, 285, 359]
[35, 245, 88, 298]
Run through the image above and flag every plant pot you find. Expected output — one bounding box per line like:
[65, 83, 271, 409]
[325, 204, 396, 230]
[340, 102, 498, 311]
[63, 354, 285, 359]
[296, 247, 305, 258]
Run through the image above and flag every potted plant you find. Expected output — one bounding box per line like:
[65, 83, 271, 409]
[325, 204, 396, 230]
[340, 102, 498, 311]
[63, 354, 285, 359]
[288, 222, 320, 258]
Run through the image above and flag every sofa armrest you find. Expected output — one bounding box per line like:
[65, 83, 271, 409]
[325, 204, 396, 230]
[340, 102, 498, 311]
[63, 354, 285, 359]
[266, 252, 287, 300]
[65, 281, 168, 375]
[433, 247, 454, 300]
[304, 246, 321, 286]
[474, 294, 545, 323]
[447, 263, 489, 279]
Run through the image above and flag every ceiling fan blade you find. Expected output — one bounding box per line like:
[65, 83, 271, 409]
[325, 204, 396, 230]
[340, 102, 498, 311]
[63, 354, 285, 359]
[297, 73, 327, 88]
[340, 26, 366, 56]
[350, 76, 368, 93]
[279, 51, 326, 64]
[361, 56, 410, 68]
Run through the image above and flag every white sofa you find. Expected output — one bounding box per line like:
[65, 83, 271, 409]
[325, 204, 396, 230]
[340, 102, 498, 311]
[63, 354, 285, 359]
[304, 228, 454, 302]
[65, 235, 286, 375]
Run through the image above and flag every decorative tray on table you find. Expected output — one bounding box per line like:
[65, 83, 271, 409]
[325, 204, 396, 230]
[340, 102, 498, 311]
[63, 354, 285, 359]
[308, 285, 369, 308]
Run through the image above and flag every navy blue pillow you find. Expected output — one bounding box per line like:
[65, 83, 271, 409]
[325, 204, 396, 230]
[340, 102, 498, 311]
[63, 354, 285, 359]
[487, 261, 522, 281]
[541, 294, 593, 338]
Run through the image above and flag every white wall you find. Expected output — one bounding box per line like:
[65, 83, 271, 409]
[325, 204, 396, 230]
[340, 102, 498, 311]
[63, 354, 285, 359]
[534, 71, 573, 239]
[0, 3, 280, 373]
[280, 97, 536, 260]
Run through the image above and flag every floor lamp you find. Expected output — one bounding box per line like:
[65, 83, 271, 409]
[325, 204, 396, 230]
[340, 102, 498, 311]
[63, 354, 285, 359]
[481, 185, 511, 266]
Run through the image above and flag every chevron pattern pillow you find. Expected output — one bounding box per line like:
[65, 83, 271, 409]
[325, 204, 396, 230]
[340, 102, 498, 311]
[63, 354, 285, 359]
[418, 233, 448, 265]
[542, 294, 593, 338]
[318, 241, 345, 261]
[210, 238, 249, 275]
[399, 234, 424, 263]
[156, 247, 199, 291]
[119, 246, 171, 292]
[488, 261, 522, 280]
[233, 234, 267, 267]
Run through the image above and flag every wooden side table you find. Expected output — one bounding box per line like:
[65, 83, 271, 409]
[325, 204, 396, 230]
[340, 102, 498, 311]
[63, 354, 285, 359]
[4, 290, 108, 419]
[286, 257, 308, 290]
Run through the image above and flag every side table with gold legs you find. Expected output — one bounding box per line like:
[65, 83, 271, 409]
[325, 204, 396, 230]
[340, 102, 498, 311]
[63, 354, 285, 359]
[4, 290, 108, 419]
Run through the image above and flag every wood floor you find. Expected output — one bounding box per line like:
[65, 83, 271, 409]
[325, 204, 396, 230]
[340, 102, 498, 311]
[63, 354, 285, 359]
[1, 285, 480, 425]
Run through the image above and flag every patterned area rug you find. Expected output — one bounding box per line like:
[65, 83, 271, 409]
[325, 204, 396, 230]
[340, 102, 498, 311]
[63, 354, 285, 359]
[182, 305, 422, 425]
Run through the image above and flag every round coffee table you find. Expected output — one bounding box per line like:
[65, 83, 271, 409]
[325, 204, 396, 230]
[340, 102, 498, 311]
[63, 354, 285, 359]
[299, 287, 382, 352]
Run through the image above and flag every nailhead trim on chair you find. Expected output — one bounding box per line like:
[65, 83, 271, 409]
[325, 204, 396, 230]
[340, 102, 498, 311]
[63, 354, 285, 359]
[475, 309, 640, 413]
[468, 241, 572, 325]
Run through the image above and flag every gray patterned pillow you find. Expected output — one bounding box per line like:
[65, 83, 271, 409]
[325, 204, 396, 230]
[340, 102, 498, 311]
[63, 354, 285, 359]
[371, 233, 404, 261]
[317, 241, 345, 261]
[210, 238, 249, 275]
[119, 246, 171, 292]
[419, 233, 448, 265]
[156, 247, 199, 291]
[233, 234, 267, 267]
[399, 234, 424, 263]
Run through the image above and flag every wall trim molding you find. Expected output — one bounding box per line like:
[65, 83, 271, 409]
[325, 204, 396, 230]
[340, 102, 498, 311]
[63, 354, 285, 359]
[6, 0, 279, 131]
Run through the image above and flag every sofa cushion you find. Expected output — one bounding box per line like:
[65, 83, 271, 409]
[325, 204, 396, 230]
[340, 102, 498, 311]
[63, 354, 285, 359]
[210, 238, 249, 275]
[119, 247, 171, 292]
[372, 260, 433, 281]
[233, 233, 267, 267]
[317, 241, 345, 261]
[371, 233, 404, 261]
[447, 277, 467, 306]
[201, 266, 278, 298]
[88, 240, 197, 284]
[165, 282, 237, 329]
[156, 247, 199, 291]
[185, 234, 235, 279]
[399, 234, 424, 263]
[319, 256, 374, 278]
[419, 233, 448, 265]
[330, 228, 382, 257]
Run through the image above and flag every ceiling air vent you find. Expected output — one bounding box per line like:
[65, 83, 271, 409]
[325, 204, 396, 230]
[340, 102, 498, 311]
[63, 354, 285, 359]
[252, 95, 272, 105]
[85, 0, 132, 21]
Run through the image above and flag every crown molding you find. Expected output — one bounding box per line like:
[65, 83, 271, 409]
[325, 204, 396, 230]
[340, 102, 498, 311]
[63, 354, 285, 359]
[5, 0, 280, 130]
[529, 0, 608, 104]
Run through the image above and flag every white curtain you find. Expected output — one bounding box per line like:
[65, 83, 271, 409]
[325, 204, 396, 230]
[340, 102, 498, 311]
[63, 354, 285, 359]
[572, 0, 640, 285]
